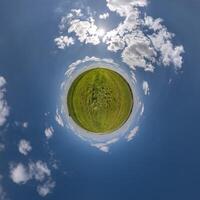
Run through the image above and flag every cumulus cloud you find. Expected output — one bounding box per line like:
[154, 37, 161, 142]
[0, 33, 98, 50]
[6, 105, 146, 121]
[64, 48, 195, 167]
[126, 126, 139, 141]
[54, 35, 74, 49]
[10, 163, 30, 184]
[44, 126, 54, 139]
[121, 36, 156, 71]
[10, 161, 51, 183]
[142, 81, 150, 95]
[10, 161, 55, 196]
[0, 76, 9, 127]
[99, 12, 109, 19]
[28, 161, 51, 182]
[18, 139, 32, 156]
[106, 0, 147, 16]
[56, 1, 184, 71]
[68, 18, 101, 45]
[37, 179, 55, 197]
[103, 4, 184, 70]
[56, 8, 108, 46]
[146, 18, 184, 69]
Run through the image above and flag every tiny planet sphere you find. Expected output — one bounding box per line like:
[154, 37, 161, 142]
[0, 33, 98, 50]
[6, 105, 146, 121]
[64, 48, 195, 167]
[67, 68, 133, 134]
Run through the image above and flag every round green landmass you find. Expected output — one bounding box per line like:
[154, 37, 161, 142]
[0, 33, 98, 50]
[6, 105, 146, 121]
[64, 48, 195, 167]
[67, 68, 133, 134]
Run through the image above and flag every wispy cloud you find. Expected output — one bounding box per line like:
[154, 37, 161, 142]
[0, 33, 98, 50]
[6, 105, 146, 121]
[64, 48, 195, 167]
[64, 56, 116, 77]
[0, 143, 5, 152]
[44, 126, 54, 139]
[55, 109, 64, 127]
[0, 174, 9, 200]
[92, 138, 119, 153]
[14, 121, 28, 129]
[0, 76, 9, 127]
[126, 126, 139, 142]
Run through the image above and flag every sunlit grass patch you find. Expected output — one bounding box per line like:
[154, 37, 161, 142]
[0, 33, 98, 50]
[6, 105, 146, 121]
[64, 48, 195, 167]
[67, 68, 133, 134]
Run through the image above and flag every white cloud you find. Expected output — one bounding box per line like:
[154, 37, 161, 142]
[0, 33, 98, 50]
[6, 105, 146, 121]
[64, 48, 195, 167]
[55, 109, 64, 127]
[37, 180, 55, 197]
[54, 35, 74, 49]
[144, 16, 163, 31]
[148, 27, 184, 69]
[0, 77, 6, 89]
[10, 161, 51, 184]
[10, 161, 55, 196]
[58, 9, 83, 31]
[0, 143, 5, 152]
[56, 1, 184, 71]
[106, 0, 147, 16]
[70, 9, 83, 17]
[142, 81, 150, 95]
[106, 138, 119, 145]
[103, 31, 125, 52]
[64, 7, 96, 24]
[10, 163, 30, 184]
[126, 126, 139, 141]
[121, 35, 156, 70]
[0, 76, 9, 127]
[18, 139, 32, 156]
[28, 161, 51, 182]
[99, 12, 109, 19]
[92, 138, 119, 152]
[102, 5, 183, 71]
[14, 121, 28, 129]
[140, 104, 144, 116]
[68, 19, 100, 45]
[99, 146, 109, 152]
[22, 122, 28, 128]
[44, 127, 54, 139]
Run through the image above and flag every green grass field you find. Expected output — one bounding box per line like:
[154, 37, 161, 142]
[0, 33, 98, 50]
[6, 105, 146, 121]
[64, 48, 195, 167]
[67, 68, 133, 134]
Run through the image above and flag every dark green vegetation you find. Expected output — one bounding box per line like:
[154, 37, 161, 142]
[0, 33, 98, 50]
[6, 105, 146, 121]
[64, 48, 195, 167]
[67, 68, 133, 134]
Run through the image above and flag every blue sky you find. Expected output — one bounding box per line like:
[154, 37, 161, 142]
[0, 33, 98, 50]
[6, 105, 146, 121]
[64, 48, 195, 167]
[0, 0, 200, 199]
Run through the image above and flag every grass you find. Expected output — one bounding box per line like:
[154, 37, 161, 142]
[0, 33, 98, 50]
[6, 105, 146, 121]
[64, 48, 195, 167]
[67, 68, 133, 134]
